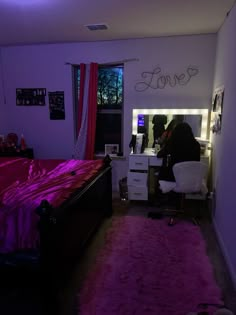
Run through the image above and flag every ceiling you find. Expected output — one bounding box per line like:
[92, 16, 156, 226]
[0, 0, 235, 46]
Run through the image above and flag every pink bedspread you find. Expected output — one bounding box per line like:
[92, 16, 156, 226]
[0, 157, 104, 252]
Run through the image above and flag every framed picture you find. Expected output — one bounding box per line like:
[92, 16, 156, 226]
[48, 91, 65, 120]
[211, 86, 224, 134]
[105, 144, 119, 156]
[16, 88, 46, 106]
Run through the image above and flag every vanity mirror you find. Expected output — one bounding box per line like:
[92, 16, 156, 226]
[132, 109, 209, 148]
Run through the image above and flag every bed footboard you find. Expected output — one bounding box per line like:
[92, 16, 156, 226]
[36, 163, 112, 261]
[0, 156, 112, 314]
[36, 161, 112, 312]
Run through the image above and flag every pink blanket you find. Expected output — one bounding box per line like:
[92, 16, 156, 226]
[0, 157, 104, 252]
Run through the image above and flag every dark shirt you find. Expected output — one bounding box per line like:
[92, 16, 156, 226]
[152, 124, 165, 147]
[157, 138, 200, 181]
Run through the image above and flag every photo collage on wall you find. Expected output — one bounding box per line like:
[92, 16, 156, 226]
[16, 88, 65, 120]
[211, 86, 224, 134]
[16, 88, 46, 106]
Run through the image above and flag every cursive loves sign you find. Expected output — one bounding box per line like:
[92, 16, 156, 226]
[134, 66, 199, 92]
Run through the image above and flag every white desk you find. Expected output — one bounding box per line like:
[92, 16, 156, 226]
[127, 148, 161, 200]
[127, 148, 209, 201]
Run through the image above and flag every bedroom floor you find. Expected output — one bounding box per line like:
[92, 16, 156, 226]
[0, 196, 236, 315]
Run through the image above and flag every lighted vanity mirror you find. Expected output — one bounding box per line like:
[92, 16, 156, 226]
[132, 109, 209, 148]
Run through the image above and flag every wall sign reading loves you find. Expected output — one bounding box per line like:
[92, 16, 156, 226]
[134, 66, 199, 92]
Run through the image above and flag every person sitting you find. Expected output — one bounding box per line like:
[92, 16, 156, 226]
[152, 114, 167, 148]
[157, 122, 200, 182]
[158, 118, 179, 149]
[148, 122, 200, 218]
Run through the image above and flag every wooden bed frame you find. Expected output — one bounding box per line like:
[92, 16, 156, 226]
[0, 156, 113, 313]
[37, 156, 112, 262]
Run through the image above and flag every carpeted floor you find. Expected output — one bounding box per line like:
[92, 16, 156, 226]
[75, 197, 236, 315]
[79, 215, 223, 315]
[0, 197, 235, 315]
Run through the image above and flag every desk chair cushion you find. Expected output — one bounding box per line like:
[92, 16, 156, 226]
[159, 161, 208, 196]
[157, 161, 208, 226]
[159, 180, 176, 193]
[172, 161, 208, 195]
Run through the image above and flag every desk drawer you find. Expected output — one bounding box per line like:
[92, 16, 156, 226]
[129, 156, 148, 170]
[127, 171, 147, 186]
[149, 156, 162, 167]
[128, 186, 148, 200]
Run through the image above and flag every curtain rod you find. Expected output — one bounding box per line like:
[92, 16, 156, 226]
[65, 58, 139, 66]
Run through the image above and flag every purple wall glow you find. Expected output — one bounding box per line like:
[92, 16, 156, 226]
[212, 3, 236, 287]
[1, 0, 48, 5]
[0, 48, 7, 130]
[0, 34, 216, 188]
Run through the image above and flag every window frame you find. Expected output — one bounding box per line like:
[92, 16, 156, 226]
[73, 63, 124, 156]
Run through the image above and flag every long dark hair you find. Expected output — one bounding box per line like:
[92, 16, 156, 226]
[170, 122, 196, 146]
[166, 119, 179, 132]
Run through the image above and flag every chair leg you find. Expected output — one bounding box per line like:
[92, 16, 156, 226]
[167, 194, 202, 226]
[165, 193, 182, 226]
[168, 217, 175, 226]
[180, 193, 185, 210]
[191, 217, 199, 226]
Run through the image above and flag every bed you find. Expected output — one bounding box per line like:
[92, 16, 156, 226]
[0, 155, 112, 309]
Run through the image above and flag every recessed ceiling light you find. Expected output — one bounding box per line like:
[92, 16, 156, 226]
[84, 24, 109, 31]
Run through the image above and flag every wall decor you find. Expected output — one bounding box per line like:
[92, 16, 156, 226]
[16, 88, 46, 106]
[211, 86, 224, 134]
[48, 91, 65, 120]
[105, 144, 119, 157]
[134, 65, 199, 92]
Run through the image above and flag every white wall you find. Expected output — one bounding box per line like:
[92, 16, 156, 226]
[1, 26, 236, 287]
[0, 34, 216, 190]
[0, 48, 7, 130]
[212, 3, 236, 287]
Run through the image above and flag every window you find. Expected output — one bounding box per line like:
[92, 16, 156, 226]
[74, 64, 124, 155]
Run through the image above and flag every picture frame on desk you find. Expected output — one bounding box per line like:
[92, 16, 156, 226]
[105, 144, 119, 157]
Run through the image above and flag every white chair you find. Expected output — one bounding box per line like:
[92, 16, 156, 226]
[159, 161, 208, 225]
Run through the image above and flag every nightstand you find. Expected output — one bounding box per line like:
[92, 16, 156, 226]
[0, 148, 34, 159]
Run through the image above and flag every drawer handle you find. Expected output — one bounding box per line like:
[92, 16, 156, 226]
[133, 179, 141, 182]
[134, 193, 142, 195]
[135, 162, 143, 165]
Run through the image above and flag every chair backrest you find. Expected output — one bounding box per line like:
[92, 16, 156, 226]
[173, 161, 208, 194]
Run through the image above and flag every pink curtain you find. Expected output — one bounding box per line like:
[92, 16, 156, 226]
[75, 63, 98, 160]
[77, 63, 86, 134]
[85, 63, 98, 159]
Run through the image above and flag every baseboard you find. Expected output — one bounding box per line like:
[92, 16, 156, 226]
[213, 218, 236, 290]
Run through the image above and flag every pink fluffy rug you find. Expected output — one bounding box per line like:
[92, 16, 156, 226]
[79, 216, 223, 315]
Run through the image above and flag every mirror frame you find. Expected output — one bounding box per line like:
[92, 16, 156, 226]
[132, 108, 209, 139]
